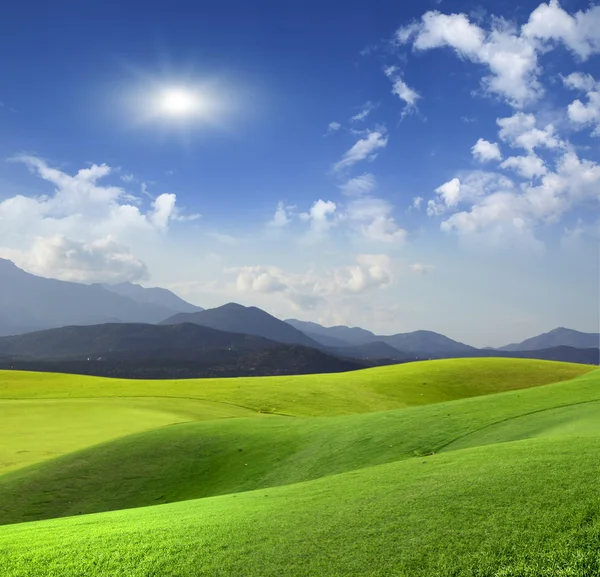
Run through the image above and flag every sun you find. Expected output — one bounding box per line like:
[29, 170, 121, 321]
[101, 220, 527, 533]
[158, 87, 201, 118]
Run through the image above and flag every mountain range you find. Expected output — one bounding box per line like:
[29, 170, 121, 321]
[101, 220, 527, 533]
[161, 304, 323, 349]
[496, 327, 600, 352]
[0, 258, 598, 376]
[0, 322, 365, 378]
[0, 259, 201, 337]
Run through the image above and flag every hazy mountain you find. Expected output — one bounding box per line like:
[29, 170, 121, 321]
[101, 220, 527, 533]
[100, 282, 203, 314]
[0, 323, 366, 378]
[162, 303, 323, 349]
[498, 327, 600, 352]
[381, 330, 476, 355]
[286, 318, 475, 355]
[0, 259, 179, 336]
[329, 341, 421, 362]
[285, 319, 376, 345]
[0, 322, 278, 360]
[302, 331, 352, 348]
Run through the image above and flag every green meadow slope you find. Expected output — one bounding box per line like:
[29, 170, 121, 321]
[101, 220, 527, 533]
[1, 434, 600, 576]
[0, 367, 599, 525]
[0, 358, 590, 476]
[1, 360, 599, 576]
[0, 357, 590, 415]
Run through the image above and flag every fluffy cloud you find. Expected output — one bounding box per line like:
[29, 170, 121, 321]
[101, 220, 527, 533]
[268, 187, 405, 244]
[562, 72, 600, 135]
[398, 3, 600, 108]
[333, 130, 388, 171]
[497, 112, 561, 151]
[433, 149, 600, 245]
[472, 138, 502, 162]
[383, 66, 420, 114]
[500, 154, 547, 179]
[299, 199, 338, 235]
[346, 197, 407, 244]
[522, 0, 600, 60]
[2, 157, 187, 242]
[231, 254, 394, 308]
[2, 235, 148, 283]
[397, 10, 542, 107]
[0, 157, 201, 283]
[426, 172, 512, 216]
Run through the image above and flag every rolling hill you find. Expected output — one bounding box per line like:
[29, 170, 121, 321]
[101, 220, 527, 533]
[0, 362, 599, 576]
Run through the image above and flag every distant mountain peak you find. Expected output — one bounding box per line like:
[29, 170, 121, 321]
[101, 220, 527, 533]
[498, 327, 599, 352]
[0, 258, 22, 272]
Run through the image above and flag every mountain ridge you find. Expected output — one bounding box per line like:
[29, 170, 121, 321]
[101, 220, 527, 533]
[162, 303, 324, 349]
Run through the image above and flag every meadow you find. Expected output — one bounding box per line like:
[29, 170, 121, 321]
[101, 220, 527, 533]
[1, 358, 599, 576]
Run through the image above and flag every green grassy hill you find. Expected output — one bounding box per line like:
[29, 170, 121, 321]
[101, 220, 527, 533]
[1, 359, 599, 576]
[0, 358, 590, 476]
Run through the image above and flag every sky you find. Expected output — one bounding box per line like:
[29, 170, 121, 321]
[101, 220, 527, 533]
[0, 0, 599, 347]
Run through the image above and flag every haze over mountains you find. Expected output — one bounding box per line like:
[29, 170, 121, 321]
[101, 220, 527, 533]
[497, 328, 600, 352]
[161, 304, 322, 349]
[0, 259, 201, 337]
[100, 282, 204, 314]
[0, 258, 598, 376]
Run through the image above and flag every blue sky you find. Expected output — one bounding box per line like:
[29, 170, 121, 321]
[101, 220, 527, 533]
[0, 0, 598, 346]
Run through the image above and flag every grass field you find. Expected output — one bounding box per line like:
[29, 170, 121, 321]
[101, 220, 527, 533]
[1, 358, 599, 576]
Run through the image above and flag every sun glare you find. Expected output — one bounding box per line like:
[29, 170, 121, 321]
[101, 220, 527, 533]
[158, 87, 200, 117]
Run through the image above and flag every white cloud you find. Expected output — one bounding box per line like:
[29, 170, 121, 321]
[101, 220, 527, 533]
[299, 199, 338, 235]
[383, 66, 420, 114]
[326, 121, 342, 134]
[346, 197, 407, 243]
[522, 0, 600, 60]
[431, 149, 600, 246]
[500, 154, 547, 179]
[397, 10, 542, 107]
[497, 112, 561, 151]
[350, 102, 376, 122]
[150, 193, 177, 231]
[234, 266, 287, 294]
[472, 138, 502, 162]
[333, 130, 388, 171]
[1, 235, 148, 283]
[231, 254, 394, 305]
[427, 172, 515, 216]
[562, 72, 600, 135]
[435, 178, 462, 208]
[334, 254, 394, 293]
[412, 196, 423, 209]
[0, 157, 200, 284]
[2, 157, 186, 241]
[267, 191, 405, 244]
[268, 202, 294, 227]
[339, 173, 377, 196]
[562, 71, 597, 92]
